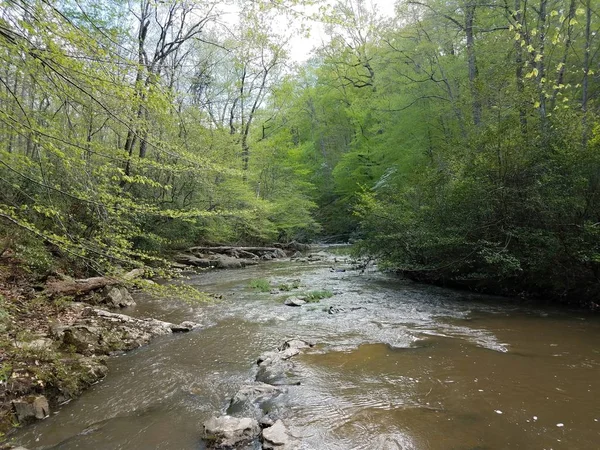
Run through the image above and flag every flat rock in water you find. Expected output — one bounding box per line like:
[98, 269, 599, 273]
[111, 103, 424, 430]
[284, 297, 306, 307]
[203, 415, 260, 449]
[262, 420, 291, 449]
[256, 359, 296, 386]
[229, 383, 286, 415]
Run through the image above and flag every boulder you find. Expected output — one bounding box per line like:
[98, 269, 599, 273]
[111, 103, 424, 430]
[228, 383, 286, 415]
[262, 420, 291, 449]
[284, 297, 306, 307]
[258, 348, 299, 364]
[214, 255, 243, 269]
[203, 415, 260, 449]
[54, 308, 174, 354]
[101, 286, 136, 308]
[12, 396, 49, 422]
[272, 248, 287, 259]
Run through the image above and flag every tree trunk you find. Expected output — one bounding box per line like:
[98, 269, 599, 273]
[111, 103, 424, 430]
[465, 2, 481, 126]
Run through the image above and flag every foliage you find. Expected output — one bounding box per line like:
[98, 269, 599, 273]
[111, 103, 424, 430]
[0, 0, 319, 280]
[248, 278, 272, 292]
[254, 0, 600, 305]
[302, 290, 334, 302]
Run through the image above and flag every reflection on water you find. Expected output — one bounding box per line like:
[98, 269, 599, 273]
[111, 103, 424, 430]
[11, 253, 600, 449]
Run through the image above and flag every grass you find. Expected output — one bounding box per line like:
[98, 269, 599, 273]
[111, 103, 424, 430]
[302, 290, 334, 303]
[248, 278, 271, 292]
[276, 279, 301, 291]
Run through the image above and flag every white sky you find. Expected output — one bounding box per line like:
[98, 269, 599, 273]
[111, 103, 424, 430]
[219, 0, 397, 63]
[287, 0, 397, 62]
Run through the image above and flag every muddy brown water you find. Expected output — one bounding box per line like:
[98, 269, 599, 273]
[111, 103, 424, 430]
[10, 251, 600, 449]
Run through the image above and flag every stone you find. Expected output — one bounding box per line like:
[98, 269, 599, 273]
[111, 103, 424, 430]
[284, 297, 306, 307]
[328, 306, 344, 314]
[229, 383, 286, 413]
[101, 286, 136, 308]
[54, 308, 175, 354]
[214, 255, 243, 269]
[259, 415, 276, 428]
[256, 358, 296, 386]
[12, 396, 49, 422]
[13, 338, 53, 351]
[262, 420, 290, 449]
[203, 415, 260, 449]
[272, 248, 287, 259]
[280, 339, 313, 351]
[170, 321, 199, 332]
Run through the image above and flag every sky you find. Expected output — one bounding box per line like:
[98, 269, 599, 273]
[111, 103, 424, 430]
[287, 0, 397, 62]
[218, 0, 398, 63]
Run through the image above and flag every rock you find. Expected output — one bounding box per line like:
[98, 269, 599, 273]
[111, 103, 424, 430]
[259, 414, 276, 428]
[122, 268, 145, 280]
[257, 348, 298, 364]
[261, 253, 274, 260]
[256, 358, 294, 385]
[54, 308, 175, 354]
[280, 339, 313, 351]
[174, 253, 215, 268]
[214, 255, 243, 269]
[290, 251, 302, 259]
[328, 306, 344, 314]
[203, 415, 260, 449]
[13, 338, 53, 351]
[101, 286, 136, 308]
[12, 396, 49, 422]
[262, 420, 290, 449]
[169, 321, 199, 332]
[284, 297, 306, 307]
[272, 248, 287, 259]
[229, 382, 286, 415]
[59, 325, 101, 353]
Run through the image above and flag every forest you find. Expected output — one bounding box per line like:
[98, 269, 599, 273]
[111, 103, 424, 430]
[1, 0, 599, 306]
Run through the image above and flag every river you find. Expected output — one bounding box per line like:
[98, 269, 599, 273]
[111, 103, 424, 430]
[11, 250, 600, 449]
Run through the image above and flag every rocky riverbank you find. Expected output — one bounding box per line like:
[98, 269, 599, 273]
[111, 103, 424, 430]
[0, 262, 199, 444]
[0, 242, 313, 446]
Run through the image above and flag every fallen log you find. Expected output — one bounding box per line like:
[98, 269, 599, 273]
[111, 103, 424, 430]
[46, 276, 118, 297]
[189, 246, 282, 254]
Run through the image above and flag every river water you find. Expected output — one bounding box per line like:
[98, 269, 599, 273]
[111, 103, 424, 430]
[12, 251, 600, 449]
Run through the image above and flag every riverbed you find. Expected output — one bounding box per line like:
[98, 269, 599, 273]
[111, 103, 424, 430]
[11, 251, 600, 449]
